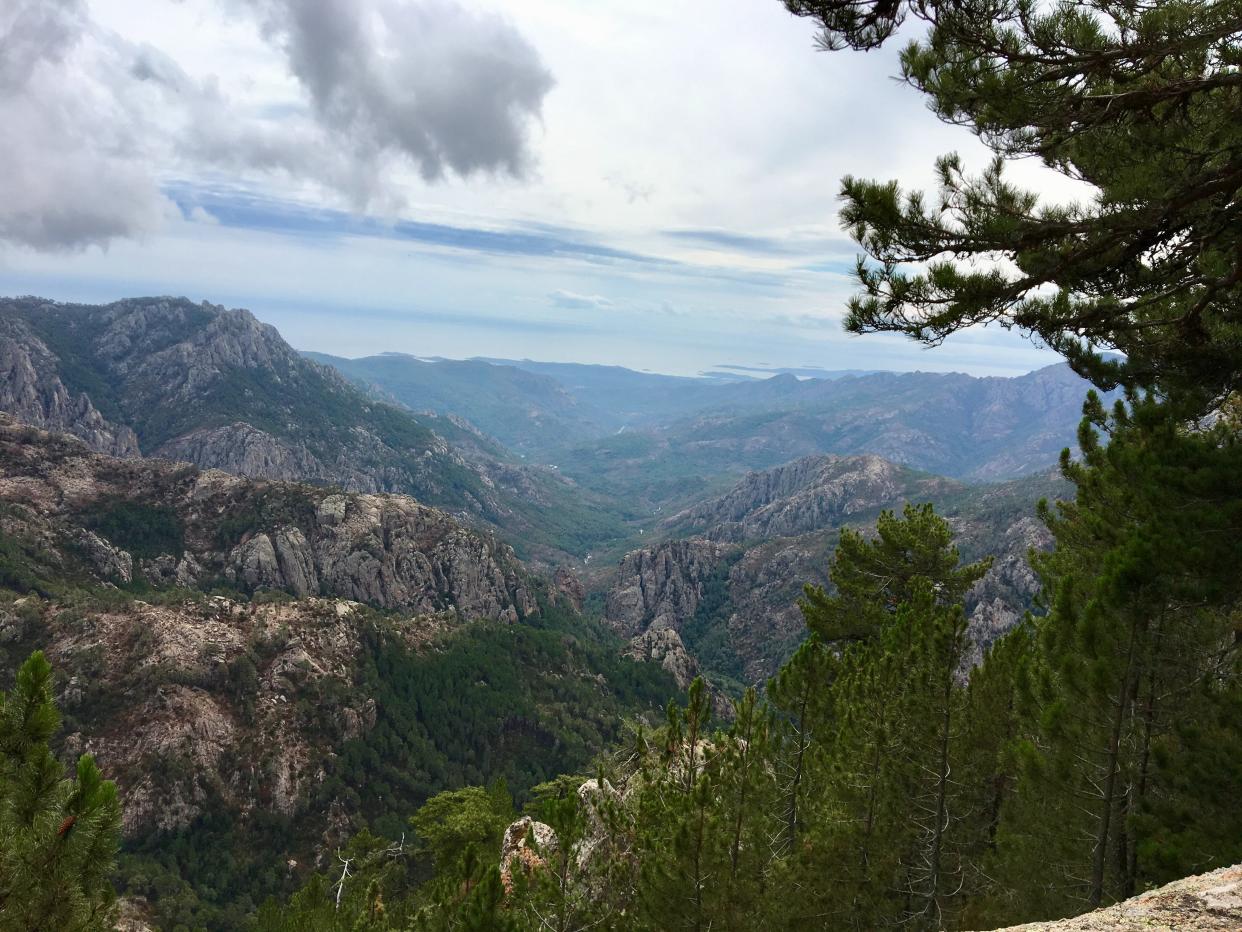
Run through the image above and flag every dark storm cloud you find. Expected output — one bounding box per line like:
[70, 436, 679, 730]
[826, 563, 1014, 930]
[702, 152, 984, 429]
[0, 0, 555, 250]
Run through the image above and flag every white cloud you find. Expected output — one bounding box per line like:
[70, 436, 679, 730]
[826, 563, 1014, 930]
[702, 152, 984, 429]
[549, 289, 613, 309]
[0, 0, 168, 249]
[0, 0, 554, 249]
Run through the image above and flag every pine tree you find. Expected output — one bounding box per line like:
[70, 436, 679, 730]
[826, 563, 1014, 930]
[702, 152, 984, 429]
[766, 636, 833, 859]
[0, 651, 122, 932]
[714, 688, 775, 930]
[956, 619, 1036, 926]
[800, 503, 989, 643]
[774, 503, 989, 929]
[632, 678, 719, 932]
[408, 785, 513, 908]
[783, 0, 1242, 409]
[899, 586, 974, 929]
[985, 395, 1242, 922]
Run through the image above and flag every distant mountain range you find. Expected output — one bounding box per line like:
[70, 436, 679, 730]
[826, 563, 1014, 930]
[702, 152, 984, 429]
[1, 295, 1101, 566]
[310, 345, 1106, 521]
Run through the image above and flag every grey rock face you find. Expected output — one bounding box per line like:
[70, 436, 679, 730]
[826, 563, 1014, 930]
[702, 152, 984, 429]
[141, 553, 204, 589]
[961, 516, 1051, 666]
[606, 456, 1059, 685]
[604, 538, 728, 638]
[73, 530, 133, 584]
[272, 527, 319, 597]
[0, 317, 140, 457]
[0, 418, 534, 622]
[669, 454, 955, 542]
[232, 534, 285, 591]
[159, 424, 327, 485]
[624, 626, 699, 689]
[304, 493, 531, 618]
[499, 816, 559, 894]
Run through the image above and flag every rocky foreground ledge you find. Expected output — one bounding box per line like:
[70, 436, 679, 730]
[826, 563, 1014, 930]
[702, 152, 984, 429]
[983, 863, 1242, 931]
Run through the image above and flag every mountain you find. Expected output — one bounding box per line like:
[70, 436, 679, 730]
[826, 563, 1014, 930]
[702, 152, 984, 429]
[308, 349, 1102, 522]
[549, 364, 1102, 515]
[0, 417, 678, 928]
[0, 416, 535, 616]
[305, 352, 761, 453]
[303, 352, 615, 454]
[0, 297, 630, 561]
[603, 454, 1065, 686]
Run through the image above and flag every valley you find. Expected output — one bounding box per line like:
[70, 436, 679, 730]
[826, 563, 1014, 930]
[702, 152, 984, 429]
[2, 295, 1085, 692]
[0, 295, 1158, 928]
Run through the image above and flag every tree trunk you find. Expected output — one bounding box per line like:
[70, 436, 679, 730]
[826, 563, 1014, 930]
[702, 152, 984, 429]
[1088, 615, 1142, 908]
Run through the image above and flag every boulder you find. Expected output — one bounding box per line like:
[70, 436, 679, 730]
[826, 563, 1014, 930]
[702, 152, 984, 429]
[499, 816, 558, 894]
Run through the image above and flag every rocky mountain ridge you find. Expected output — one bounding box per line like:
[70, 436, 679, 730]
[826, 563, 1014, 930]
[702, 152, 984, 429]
[0, 314, 141, 457]
[605, 455, 1060, 683]
[0, 417, 534, 619]
[665, 453, 960, 541]
[535, 362, 1105, 517]
[0, 420, 678, 928]
[312, 350, 1105, 485]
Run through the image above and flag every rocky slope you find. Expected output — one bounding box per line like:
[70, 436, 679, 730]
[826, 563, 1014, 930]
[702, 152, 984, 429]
[2, 593, 389, 840]
[0, 315, 140, 457]
[665, 453, 960, 541]
[984, 863, 1242, 931]
[0, 417, 534, 618]
[0, 296, 622, 562]
[604, 455, 1062, 684]
[0, 420, 678, 927]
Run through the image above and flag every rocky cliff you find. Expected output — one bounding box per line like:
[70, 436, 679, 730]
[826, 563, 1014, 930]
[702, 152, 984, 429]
[605, 538, 730, 638]
[0, 417, 534, 618]
[0, 315, 140, 457]
[666, 454, 959, 542]
[605, 455, 1060, 683]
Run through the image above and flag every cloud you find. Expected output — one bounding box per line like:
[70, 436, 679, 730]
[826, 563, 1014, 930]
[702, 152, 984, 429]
[549, 289, 613, 310]
[0, 0, 168, 250]
[242, 0, 554, 186]
[165, 183, 674, 264]
[0, 0, 554, 250]
[664, 227, 851, 259]
[187, 205, 220, 225]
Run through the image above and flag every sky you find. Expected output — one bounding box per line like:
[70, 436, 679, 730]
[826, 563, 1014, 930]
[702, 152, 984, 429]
[0, 0, 1086, 377]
